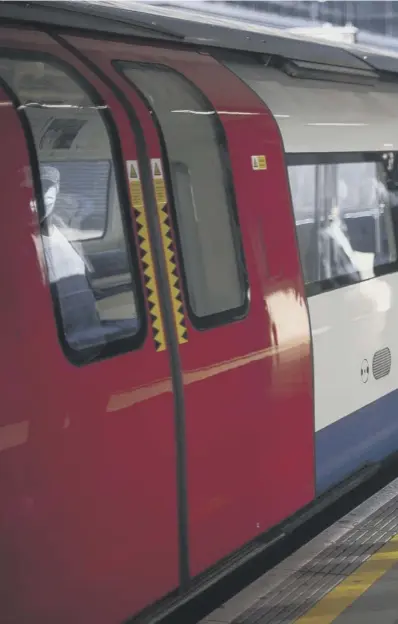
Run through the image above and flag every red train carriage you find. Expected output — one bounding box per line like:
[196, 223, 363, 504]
[1, 2, 398, 623]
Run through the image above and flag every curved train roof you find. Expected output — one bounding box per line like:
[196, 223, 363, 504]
[2, 0, 398, 80]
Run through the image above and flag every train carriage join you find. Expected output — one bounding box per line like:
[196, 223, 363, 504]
[1, 2, 398, 623]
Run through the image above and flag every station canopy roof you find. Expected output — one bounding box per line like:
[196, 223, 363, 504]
[2, 0, 398, 77]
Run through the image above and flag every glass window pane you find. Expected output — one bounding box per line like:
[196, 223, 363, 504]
[0, 58, 141, 360]
[288, 154, 397, 289]
[119, 63, 246, 322]
[288, 164, 316, 224]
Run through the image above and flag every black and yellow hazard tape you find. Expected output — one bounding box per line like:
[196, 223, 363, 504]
[128, 169, 166, 352]
[135, 206, 166, 352]
[150, 159, 188, 345]
[157, 202, 188, 346]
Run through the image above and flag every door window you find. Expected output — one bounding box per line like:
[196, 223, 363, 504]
[0, 57, 144, 362]
[117, 63, 248, 327]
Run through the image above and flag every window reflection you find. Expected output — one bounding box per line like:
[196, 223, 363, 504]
[288, 154, 397, 290]
[118, 63, 247, 323]
[0, 59, 140, 360]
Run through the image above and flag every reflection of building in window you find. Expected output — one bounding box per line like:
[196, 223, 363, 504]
[0, 58, 141, 362]
[288, 154, 397, 291]
[224, 1, 398, 39]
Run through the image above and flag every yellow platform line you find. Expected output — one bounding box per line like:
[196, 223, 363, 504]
[296, 534, 398, 623]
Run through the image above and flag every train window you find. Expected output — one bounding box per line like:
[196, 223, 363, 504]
[288, 153, 398, 294]
[0, 57, 143, 362]
[117, 62, 247, 326]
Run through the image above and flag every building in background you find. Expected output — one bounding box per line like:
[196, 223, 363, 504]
[222, 1, 398, 37]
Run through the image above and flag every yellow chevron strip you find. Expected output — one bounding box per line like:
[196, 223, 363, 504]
[151, 158, 188, 346]
[126, 160, 166, 352]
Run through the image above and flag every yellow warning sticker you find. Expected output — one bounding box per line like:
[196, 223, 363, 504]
[152, 158, 163, 178]
[126, 160, 166, 352]
[151, 158, 167, 206]
[251, 155, 267, 171]
[150, 158, 188, 346]
[129, 161, 140, 180]
[127, 160, 144, 208]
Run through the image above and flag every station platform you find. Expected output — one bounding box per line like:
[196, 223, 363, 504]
[199, 477, 398, 624]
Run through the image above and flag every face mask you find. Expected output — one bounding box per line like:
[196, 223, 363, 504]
[39, 166, 60, 223]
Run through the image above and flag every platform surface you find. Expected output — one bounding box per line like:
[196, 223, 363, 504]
[199, 477, 398, 624]
[332, 561, 398, 624]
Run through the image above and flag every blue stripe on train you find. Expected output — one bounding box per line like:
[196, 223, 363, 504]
[315, 389, 398, 494]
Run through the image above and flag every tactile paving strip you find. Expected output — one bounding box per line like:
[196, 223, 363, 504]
[232, 494, 398, 623]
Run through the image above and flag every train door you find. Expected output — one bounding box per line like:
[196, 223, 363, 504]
[0, 29, 180, 624]
[60, 36, 315, 578]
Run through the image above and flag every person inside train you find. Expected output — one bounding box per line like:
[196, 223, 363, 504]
[38, 165, 137, 352]
[318, 178, 361, 287]
[374, 156, 398, 273]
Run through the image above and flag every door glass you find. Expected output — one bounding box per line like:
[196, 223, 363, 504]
[0, 57, 143, 361]
[118, 63, 247, 325]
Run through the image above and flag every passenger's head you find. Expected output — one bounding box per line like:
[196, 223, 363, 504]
[40, 166, 60, 222]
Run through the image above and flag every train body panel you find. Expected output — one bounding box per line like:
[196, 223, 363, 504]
[310, 276, 398, 491]
[223, 60, 398, 153]
[0, 25, 314, 624]
[62, 31, 315, 580]
[224, 56, 398, 493]
[1, 4, 398, 623]
[0, 28, 181, 623]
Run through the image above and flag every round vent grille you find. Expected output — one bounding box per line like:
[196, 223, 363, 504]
[372, 347, 391, 380]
